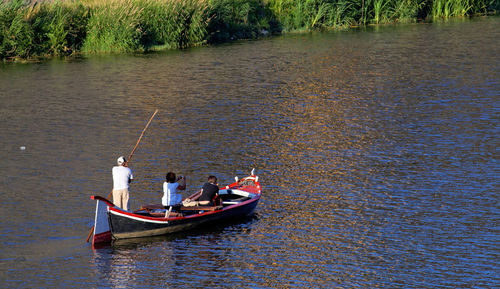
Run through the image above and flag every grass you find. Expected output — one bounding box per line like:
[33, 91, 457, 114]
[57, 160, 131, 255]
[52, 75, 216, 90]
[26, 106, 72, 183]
[431, 0, 473, 17]
[0, 0, 498, 60]
[81, 0, 143, 53]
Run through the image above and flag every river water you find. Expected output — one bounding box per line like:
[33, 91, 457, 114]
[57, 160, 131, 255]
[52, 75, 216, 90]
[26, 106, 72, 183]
[1, 17, 499, 288]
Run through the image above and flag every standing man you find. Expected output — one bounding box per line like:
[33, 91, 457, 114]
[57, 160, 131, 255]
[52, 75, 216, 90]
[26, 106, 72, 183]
[112, 156, 133, 210]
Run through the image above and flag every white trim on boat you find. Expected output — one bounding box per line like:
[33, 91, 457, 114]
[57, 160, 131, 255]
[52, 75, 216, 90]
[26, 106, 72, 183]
[222, 201, 240, 205]
[218, 189, 255, 198]
[109, 209, 169, 224]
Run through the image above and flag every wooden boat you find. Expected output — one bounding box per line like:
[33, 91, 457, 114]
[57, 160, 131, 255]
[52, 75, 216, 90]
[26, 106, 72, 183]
[90, 170, 261, 247]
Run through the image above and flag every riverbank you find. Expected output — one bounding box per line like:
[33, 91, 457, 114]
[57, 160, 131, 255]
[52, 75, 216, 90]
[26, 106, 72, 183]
[0, 0, 498, 61]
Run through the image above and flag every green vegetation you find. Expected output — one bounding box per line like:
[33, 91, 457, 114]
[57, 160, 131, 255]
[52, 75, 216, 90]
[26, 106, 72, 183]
[0, 0, 88, 59]
[0, 0, 498, 60]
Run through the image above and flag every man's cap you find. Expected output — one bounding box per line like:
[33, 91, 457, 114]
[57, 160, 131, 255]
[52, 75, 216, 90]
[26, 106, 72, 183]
[117, 156, 126, 165]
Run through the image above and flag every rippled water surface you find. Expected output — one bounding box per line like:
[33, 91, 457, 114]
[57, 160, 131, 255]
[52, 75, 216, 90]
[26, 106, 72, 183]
[1, 17, 499, 288]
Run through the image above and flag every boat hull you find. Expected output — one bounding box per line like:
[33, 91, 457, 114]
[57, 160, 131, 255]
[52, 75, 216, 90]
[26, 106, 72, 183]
[108, 198, 259, 239]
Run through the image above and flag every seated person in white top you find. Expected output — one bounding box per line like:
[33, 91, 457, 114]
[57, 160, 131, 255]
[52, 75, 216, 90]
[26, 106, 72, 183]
[162, 172, 186, 208]
[112, 156, 133, 210]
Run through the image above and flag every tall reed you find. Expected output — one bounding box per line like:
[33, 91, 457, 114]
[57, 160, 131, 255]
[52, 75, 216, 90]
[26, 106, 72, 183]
[266, 0, 334, 31]
[0, 0, 32, 59]
[324, 0, 356, 29]
[0, 0, 498, 60]
[206, 0, 280, 42]
[373, 0, 390, 23]
[392, 0, 418, 23]
[139, 0, 208, 50]
[0, 0, 88, 59]
[359, 0, 373, 25]
[29, 1, 88, 55]
[431, 0, 472, 17]
[81, 0, 143, 53]
[81, 0, 209, 53]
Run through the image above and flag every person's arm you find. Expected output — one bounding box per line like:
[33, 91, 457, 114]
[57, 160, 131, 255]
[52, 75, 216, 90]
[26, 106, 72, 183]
[177, 176, 186, 190]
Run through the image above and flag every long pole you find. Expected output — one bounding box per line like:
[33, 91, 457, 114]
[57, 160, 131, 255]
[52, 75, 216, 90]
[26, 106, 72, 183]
[124, 109, 159, 167]
[86, 109, 159, 242]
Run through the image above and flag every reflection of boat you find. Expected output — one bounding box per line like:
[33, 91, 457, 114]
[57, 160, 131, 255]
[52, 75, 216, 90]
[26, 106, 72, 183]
[110, 215, 257, 249]
[90, 170, 261, 248]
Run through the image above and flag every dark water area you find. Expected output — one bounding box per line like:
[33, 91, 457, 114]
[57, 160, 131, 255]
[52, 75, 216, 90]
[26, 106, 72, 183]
[1, 17, 499, 288]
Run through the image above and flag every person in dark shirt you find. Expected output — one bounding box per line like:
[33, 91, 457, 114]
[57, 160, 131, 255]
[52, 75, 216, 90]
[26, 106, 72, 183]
[198, 175, 219, 206]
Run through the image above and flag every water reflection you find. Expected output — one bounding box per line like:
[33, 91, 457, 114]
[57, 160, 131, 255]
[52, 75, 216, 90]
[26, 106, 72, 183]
[1, 17, 499, 288]
[90, 216, 259, 287]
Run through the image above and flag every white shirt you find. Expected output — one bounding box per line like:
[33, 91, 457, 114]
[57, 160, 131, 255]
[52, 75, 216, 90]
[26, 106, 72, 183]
[162, 182, 181, 206]
[112, 166, 133, 190]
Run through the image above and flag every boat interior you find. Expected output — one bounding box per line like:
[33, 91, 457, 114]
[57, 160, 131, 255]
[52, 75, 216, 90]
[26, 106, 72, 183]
[134, 189, 255, 218]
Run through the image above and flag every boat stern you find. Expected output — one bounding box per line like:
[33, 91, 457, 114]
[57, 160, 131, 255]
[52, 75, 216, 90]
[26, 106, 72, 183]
[91, 196, 113, 247]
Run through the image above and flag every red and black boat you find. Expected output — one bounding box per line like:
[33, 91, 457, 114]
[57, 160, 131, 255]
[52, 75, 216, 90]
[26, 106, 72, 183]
[90, 170, 261, 247]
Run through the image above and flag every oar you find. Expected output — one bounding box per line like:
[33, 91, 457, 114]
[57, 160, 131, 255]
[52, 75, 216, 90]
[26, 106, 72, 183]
[86, 109, 159, 243]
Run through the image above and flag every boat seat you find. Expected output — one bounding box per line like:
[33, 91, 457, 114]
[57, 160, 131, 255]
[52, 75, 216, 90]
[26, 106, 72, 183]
[179, 205, 222, 211]
[141, 204, 164, 211]
[149, 211, 183, 218]
[141, 204, 183, 211]
[140, 204, 184, 217]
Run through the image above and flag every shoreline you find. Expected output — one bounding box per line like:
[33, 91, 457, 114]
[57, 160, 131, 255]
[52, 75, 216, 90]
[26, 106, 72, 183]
[1, 0, 498, 61]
